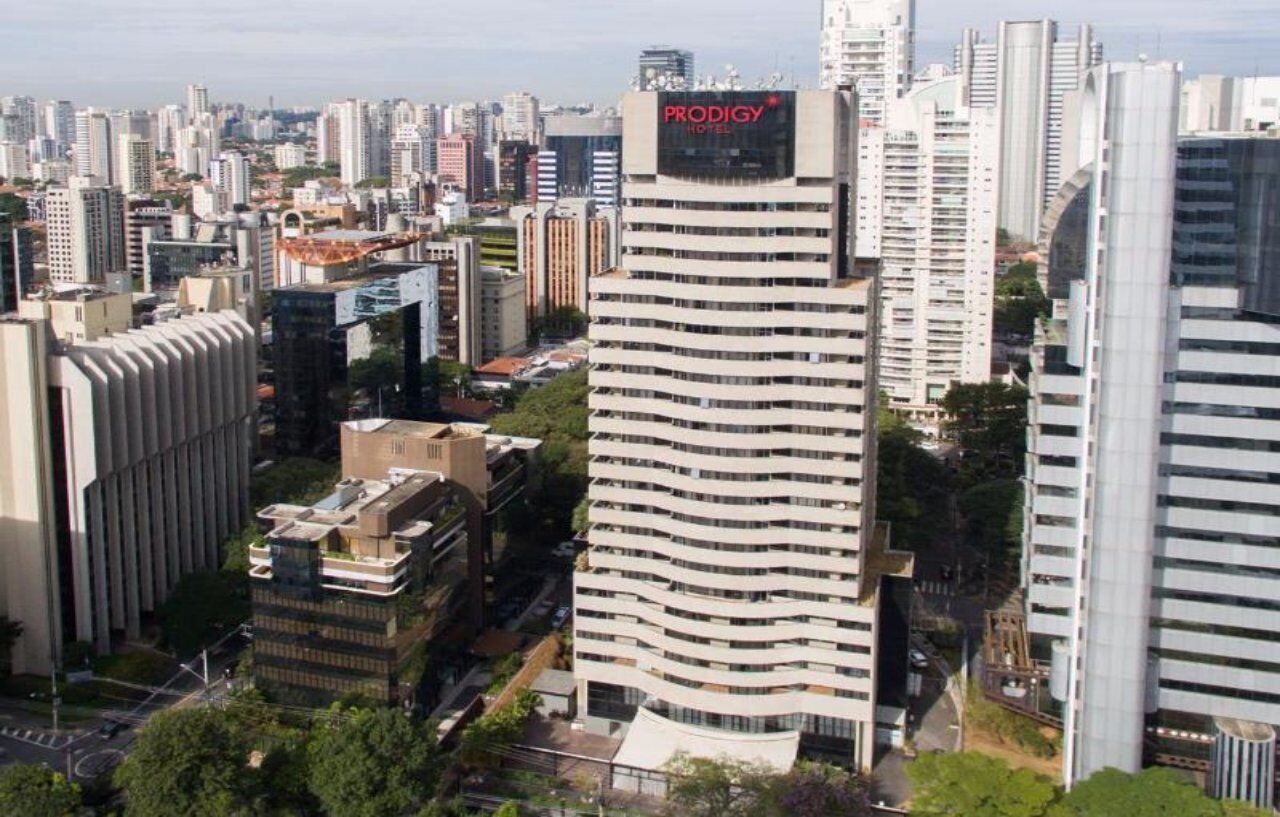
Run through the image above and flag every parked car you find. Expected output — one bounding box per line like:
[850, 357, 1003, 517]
[551, 541, 577, 559]
[98, 720, 124, 740]
[909, 649, 930, 669]
[550, 605, 571, 629]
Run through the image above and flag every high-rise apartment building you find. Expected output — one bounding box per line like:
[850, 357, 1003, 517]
[186, 84, 210, 124]
[273, 143, 307, 170]
[637, 47, 695, 91]
[502, 92, 540, 141]
[390, 124, 432, 187]
[209, 151, 251, 207]
[338, 99, 372, 187]
[538, 115, 622, 206]
[955, 21, 1102, 241]
[43, 100, 76, 154]
[45, 176, 126, 286]
[480, 267, 526, 362]
[74, 110, 113, 180]
[117, 134, 155, 194]
[1, 96, 38, 145]
[857, 75, 999, 427]
[512, 198, 619, 326]
[819, 0, 915, 124]
[0, 291, 255, 674]
[1023, 62, 1280, 809]
[437, 134, 483, 202]
[575, 89, 905, 772]
[0, 142, 31, 181]
[316, 103, 342, 166]
[420, 236, 482, 367]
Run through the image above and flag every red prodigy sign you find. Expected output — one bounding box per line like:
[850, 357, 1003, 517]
[663, 94, 784, 134]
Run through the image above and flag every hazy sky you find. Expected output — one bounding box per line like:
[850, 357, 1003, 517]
[5, 0, 1278, 108]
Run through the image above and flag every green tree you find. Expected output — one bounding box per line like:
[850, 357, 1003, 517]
[663, 753, 774, 817]
[0, 192, 28, 222]
[571, 496, 590, 534]
[307, 707, 443, 817]
[764, 760, 871, 817]
[493, 804, 521, 817]
[958, 479, 1024, 572]
[940, 382, 1029, 485]
[907, 752, 1058, 817]
[876, 401, 952, 550]
[995, 262, 1051, 338]
[458, 690, 540, 769]
[1220, 801, 1275, 817]
[355, 176, 391, 189]
[114, 708, 257, 817]
[1049, 767, 1220, 817]
[156, 570, 249, 656]
[0, 764, 81, 817]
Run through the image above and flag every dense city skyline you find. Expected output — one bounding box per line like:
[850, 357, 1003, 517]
[5, 0, 1278, 106]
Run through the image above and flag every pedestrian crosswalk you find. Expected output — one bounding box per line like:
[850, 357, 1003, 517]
[0, 724, 75, 750]
[917, 580, 955, 597]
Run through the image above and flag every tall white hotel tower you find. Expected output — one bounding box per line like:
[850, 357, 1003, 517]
[574, 89, 909, 774]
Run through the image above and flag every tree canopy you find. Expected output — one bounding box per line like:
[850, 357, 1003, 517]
[940, 382, 1029, 486]
[876, 400, 952, 550]
[663, 754, 871, 817]
[0, 764, 81, 817]
[908, 751, 1058, 817]
[0, 192, 28, 222]
[156, 569, 249, 657]
[1049, 767, 1222, 817]
[995, 262, 1051, 339]
[307, 707, 444, 817]
[114, 708, 257, 817]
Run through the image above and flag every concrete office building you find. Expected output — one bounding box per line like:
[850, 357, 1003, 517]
[575, 89, 909, 773]
[857, 75, 999, 428]
[123, 197, 172, 278]
[46, 176, 126, 286]
[637, 47, 695, 92]
[479, 266, 526, 362]
[272, 234, 441, 455]
[1023, 62, 1280, 808]
[437, 134, 483, 202]
[498, 140, 537, 201]
[955, 21, 1102, 242]
[420, 236, 482, 367]
[117, 134, 155, 194]
[502, 92, 540, 141]
[538, 115, 623, 207]
[512, 198, 619, 326]
[249, 418, 537, 705]
[1181, 75, 1280, 133]
[0, 290, 255, 674]
[819, 0, 915, 125]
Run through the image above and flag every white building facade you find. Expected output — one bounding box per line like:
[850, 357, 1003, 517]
[0, 293, 255, 674]
[819, 0, 915, 125]
[574, 89, 897, 772]
[45, 176, 126, 286]
[860, 75, 998, 428]
[1023, 62, 1280, 808]
[955, 21, 1102, 242]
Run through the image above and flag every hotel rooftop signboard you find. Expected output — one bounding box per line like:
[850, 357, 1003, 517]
[657, 91, 796, 182]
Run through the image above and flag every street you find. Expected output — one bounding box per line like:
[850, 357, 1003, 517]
[0, 629, 245, 783]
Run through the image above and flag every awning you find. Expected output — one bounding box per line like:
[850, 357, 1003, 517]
[613, 707, 799, 773]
